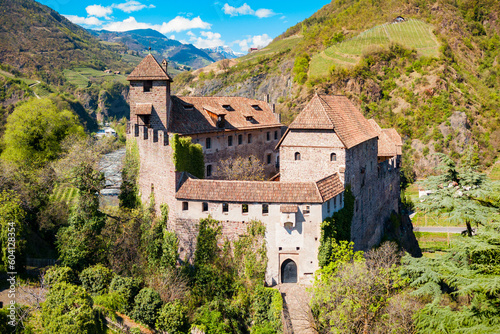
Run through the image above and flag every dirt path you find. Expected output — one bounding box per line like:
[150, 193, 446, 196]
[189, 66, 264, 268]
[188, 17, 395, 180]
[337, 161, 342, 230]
[279, 284, 317, 334]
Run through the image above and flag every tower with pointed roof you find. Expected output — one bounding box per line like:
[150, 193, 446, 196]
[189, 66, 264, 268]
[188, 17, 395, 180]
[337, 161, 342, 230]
[127, 54, 173, 132]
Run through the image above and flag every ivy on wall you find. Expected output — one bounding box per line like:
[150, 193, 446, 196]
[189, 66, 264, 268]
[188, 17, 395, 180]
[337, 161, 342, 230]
[318, 185, 355, 267]
[171, 134, 204, 179]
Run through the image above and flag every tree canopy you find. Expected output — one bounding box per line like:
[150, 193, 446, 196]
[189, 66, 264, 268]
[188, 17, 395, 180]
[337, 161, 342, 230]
[1, 98, 84, 166]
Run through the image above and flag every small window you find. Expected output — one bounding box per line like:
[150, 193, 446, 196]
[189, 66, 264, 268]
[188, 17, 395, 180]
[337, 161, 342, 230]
[330, 153, 337, 162]
[262, 204, 269, 215]
[248, 134, 252, 144]
[334, 197, 337, 207]
[228, 135, 233, 147]
[242, 204, 249, 214]
[274, 130, 278, 140]
[246, 116, 254, 121]
[303, 205, 310, 215]
[202, 202, 208, 212]
[295, 152, 301, 161]
[206, 164, 212, 177]
[222, 104, 233, 111]
[251, 104, 262, 110]
[206, 137, 211, 149]
[222, 203, 229, 213]
[182, 202, 189, 211]
[267, 154, 272, 164]
[327, 201, 330, 213]
[143, 80, 152, 92]
[238, 134, 243, 145]
[266, 132, 270, 141]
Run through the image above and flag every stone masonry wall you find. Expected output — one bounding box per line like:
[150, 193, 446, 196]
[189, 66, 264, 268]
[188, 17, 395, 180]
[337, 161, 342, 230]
[129, 80, 169, 132]
[280, 129, 346, 183]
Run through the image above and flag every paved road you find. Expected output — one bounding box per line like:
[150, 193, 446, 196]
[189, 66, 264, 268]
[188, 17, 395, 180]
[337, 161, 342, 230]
[413, 226, 468, 234]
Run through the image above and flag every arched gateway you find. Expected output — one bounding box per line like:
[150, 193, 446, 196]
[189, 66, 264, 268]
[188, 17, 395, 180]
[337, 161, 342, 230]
[281, 259, 298, 283]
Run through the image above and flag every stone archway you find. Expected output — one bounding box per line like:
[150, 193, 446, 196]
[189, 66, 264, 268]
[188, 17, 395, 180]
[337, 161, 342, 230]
[281, 259, 298, 283]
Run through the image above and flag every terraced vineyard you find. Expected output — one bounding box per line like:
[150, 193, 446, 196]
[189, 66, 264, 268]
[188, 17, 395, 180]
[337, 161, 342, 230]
[51, 184, 78, 205]
[63, 67, 129, 88]
[309, 19, 440, 76]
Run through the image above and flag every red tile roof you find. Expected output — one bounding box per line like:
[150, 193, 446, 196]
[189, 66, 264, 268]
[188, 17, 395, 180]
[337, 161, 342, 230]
[136, 103, 152, 115]
[280, 205, 298, 213]
[368, 119, 402, 157]
[176, 173, 343, 203]
[170, 96, 282, 135]
[288, 94, 378, 149]
[127, 54, 173, 81]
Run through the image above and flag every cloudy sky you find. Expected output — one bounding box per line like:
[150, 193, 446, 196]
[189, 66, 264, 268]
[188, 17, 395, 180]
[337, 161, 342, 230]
[38, 0, 329, 53]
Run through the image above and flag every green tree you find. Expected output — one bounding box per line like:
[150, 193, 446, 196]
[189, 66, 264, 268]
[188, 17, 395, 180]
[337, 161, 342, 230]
[0, 190, 26, 272]
[131, 288, 163, 328]
[1, 98, 84, 166]
[41, 282, 101, 334]
[417, 154, 498, 236]
[155, 301, 189, 334]
[79, 264, 114, 295]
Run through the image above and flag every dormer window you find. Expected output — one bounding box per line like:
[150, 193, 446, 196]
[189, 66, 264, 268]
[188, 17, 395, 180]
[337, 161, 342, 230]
[217, 115, 225, 128]
[251, 104, 262, 110]
[184, 104, 193, 110]
[246, 116, 254, 121]
[143, 80, 152, 92]
[222, 104, 233, 111]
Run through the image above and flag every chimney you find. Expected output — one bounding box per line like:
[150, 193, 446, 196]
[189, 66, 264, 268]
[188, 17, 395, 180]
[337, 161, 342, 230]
[161, 59, 168, 74]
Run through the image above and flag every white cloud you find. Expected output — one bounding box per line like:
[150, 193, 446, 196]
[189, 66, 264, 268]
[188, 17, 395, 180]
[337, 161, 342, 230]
[85, 5, 112, 18]
[113, 1, 155, 13]
[233, 34, 273, 52]
[186, 31, 195, 37]
[255, 8, 275, 18]
[158, 16, 211, 33]
[191, 31, 225, 49]
[64, 15, 103, 26]
[102, 16, 211, 34]
[222, 3, 275, 18]
[222, 3, 253, 16]
[169, 35, 175, 40]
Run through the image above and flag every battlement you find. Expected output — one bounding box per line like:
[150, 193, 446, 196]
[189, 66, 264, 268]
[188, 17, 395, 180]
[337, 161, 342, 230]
[128, 122, 170, 147]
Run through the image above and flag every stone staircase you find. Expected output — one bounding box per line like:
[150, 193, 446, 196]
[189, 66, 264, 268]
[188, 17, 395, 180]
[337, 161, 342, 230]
[279, 284, 317, 334]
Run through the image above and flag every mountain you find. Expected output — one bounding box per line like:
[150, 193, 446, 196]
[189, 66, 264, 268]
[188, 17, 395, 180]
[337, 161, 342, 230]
[173, 0, 500, 176]
[0, 0, 136, 84]
[90, 29, 217, 70]
[202, 46, 244, 61]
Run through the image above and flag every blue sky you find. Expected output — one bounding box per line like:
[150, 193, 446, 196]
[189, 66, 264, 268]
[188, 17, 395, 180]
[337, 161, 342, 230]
[38, 0, 329, 53]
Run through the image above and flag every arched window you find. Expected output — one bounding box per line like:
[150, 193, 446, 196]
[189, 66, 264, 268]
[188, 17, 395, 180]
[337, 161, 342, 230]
[294, 152, 301, 161]
[330, 153, 337, 161]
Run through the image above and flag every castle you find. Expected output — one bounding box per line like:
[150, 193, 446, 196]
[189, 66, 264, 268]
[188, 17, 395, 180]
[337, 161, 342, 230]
[126, 55, 402, 285]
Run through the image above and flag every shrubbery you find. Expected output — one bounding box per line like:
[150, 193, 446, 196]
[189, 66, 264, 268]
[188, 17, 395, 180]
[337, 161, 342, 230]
[109, 275, 142, 313]
[155, 301, 189, 333]
[79, 264, 114, 295]
[44, 265, 77, 286]
[131, 288, 163, 327]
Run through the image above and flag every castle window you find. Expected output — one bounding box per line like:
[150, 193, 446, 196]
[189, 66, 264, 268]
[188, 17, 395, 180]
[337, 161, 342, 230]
[206, 137, 211, 149]
[303, 205, 310, 215]
[242, 204, 249, 214]
[228, 135, 233, 147]
[143, 80, 152, 92]
[182, 202, 189, 211]
[334, 197, 337, 208]
[266, 132, 271, 141]
[262, 204, 269, 215]
[206, 164, 212, 177]
[327, 201, 330, 213]
[248, 134, 252, 144]
[251, 104, 262, 110]
[330, 153, 337, 161]
[222, 104, 233, 111]
[202, 202, 208, 212]
[274, 130, 278, 140]
[267, 154, 272, 164]
[222, 203, 229, 213]
[294, 152, 301, 161]
[238, 134, 243, 145]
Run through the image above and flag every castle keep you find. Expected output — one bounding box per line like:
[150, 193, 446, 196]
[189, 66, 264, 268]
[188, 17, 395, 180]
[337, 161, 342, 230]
[127, 55, 402, 285]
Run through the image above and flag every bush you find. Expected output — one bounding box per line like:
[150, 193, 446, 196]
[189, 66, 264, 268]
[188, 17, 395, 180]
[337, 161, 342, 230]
[131, 288, 163, 328]
[109, 276, 141, 313]
[41, 282, 100, 334]
[251, 286, 282, 332]
[155, 301, 189, 333]
[93, 292, 126, 312]
[79, 264, 114, 295]
[44, 265, 77, 286]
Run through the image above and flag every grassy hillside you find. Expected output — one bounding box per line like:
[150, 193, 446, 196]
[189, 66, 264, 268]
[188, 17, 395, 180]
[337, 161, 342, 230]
[174, 0, 500, 175]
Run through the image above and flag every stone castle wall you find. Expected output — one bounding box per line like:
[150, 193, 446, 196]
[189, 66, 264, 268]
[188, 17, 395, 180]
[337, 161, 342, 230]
[129, 80, 169, 132]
